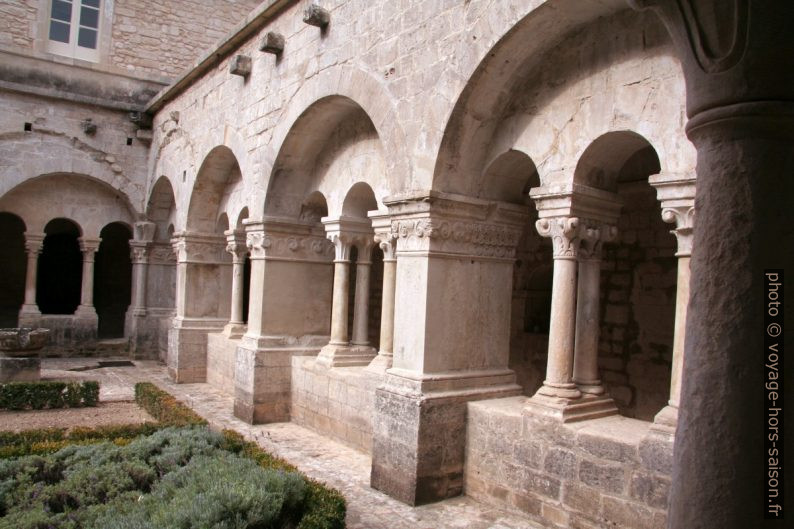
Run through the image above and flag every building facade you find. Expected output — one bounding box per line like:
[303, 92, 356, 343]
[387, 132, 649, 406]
[1, 1, 791, 528]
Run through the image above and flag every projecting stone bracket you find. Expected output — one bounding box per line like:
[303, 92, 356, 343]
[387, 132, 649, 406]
[303, 4, 330, 28]
[229, 55, 252, 78]
[259, 31, 285, 55]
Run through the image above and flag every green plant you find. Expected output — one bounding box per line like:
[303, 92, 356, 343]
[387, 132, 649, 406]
[133, 382, 206, 426]
[0, 381, 100, 410]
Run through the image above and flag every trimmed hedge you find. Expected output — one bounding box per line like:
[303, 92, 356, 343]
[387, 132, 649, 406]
[0, 381, 99, 410]
[134, 382, 207, 426]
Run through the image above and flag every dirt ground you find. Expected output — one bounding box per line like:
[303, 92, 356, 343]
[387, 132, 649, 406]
[0, 401, 155, 432]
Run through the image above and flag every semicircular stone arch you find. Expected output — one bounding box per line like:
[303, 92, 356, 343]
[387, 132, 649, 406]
[0, 173, 136, 238]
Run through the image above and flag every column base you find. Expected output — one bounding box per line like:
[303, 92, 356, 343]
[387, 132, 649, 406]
[371, 368, 521, 505]
[18, 306, 41, 327]
[223, 322, 247, 339]
[524, 392, 618, 423]
[536, 380, 582, 399]
[0, 357, 41, 382]
[365, 352, 393, 373]
[316, 343, 377, 368]
[74, 305, 98, 321]
[650, 404, 678, 435]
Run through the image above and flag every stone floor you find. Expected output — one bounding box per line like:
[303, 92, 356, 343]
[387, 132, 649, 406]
[40, 358, 546, 529]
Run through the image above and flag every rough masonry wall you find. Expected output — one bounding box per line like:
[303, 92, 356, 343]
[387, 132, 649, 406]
[0, 0, 37, 49]
[110, 0, 262, 79]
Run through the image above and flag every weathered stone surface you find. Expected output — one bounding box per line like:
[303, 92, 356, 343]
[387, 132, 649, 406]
[579, 459, 627, 495]
[629, 471, 671, 510]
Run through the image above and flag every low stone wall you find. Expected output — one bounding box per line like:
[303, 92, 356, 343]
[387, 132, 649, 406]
[38, 315, 99, 356]
[206, 333, 238, 396]
[291, 356, 382, 454]
[465, 397, 672, 529]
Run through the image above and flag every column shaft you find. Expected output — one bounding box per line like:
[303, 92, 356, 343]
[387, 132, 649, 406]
[229, 258, 245, 324]
[572, 258, 604, 394]
[378, 258, 396, 356]
[329, 260, 350, 345]
[351, 260, 371, 345]
[537, 256, 581, 398]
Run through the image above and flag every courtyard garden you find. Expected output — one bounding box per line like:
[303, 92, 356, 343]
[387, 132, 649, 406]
[0, 381, 346, 529]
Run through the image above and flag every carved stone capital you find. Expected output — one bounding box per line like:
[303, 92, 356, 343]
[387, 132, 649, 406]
[225, 230, 248, 263]
[374, 230, 397, 261]
[535, 217, 582, 259]
[578, 221, 618, 261]
[327, 232, 356, 262]
[129, 241, 149, 264]
[23, 233, 45, 255]
[661, 206, 695, 257]
[78, 238, 102, 261]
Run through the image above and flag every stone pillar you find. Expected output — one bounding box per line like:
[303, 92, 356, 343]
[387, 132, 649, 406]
[628, 2, 794, 527]
[74, 238, 101, 320]
[573, 221, 617, 395]
[316, 216, 376, 368]
[533, 216, 582, 400]
[648, 173, 695, 432]
[524, 184, 621, 422]
[224, 229, 248, 338]
[18, 233, 44, 324]
[367, 212, 397, 372]
[370, 192, 525, 505]
[167, 232, 229, 383]
[351, 240, 374, 346]
[233, 218, 334, 424]
[129, 242, 149, 317]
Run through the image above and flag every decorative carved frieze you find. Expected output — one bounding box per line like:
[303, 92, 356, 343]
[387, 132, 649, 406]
[246, 230, 333, 262]
[171, 233, 228, 264]
[148, 243, 177, 265]
[129, 241, 149, 264]
[392, 218, 523, 258]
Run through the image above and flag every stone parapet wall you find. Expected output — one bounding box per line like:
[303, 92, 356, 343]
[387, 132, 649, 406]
[291, 356, 381, 454]
[465, 397, 672, 529]
[206, 332, 238, 396]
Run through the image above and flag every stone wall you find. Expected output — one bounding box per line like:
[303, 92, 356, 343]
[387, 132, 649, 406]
[465, 397, 673, 529]
[0, 0, 36, 49]
[206, 332, 238, 395]
[291, 357, 381, 454]
[0, 0, 261, 81]
[599, 183, 677, 420]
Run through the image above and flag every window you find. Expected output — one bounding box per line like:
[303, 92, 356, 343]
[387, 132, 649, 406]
[47, 0, 101, 62]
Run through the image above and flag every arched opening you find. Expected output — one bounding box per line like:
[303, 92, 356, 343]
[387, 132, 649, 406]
[236, 208, 250, 325]
[0, 213, 27, 327]
[574, 132, 674, 420]
[94, 222, 132, 338]
[38, 218, 82, 314]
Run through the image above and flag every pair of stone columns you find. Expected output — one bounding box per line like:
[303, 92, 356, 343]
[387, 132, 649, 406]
[529, 215, 620, 421]
[317, 215, 395, 369]
[18, 233, 101, 322]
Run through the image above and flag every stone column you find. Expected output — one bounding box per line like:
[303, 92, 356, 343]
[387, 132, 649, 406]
[629, 2, 794, 527]
[532, 217, 582, 400]
[74, 238, 101, 319]
[351, 240, 374, 346]
[367, 213, 397, 372]
[224, 229, 248, 338]
[573, 221, 617, 395]
[129, 242, 149, 317]
[317, 216, 376, 368]
[18, 233, 44, 323]
[649, 173, 695, 431]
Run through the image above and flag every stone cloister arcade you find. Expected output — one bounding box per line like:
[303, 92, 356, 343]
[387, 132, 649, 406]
[1, 1, 789, 528]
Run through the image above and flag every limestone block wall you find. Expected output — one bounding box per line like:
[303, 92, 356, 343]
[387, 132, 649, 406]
[291, 357, 381, 454]
[206, 332, 238, 396]
[0, 0, 261, 81]
[465, 397, 673, 529]
[598, 183, 677, 420]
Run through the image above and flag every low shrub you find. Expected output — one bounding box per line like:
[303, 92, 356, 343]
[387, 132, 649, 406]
[133, 382, 206, 426]
[0, 427, 309, 529]
[0, 381, 99, 410]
